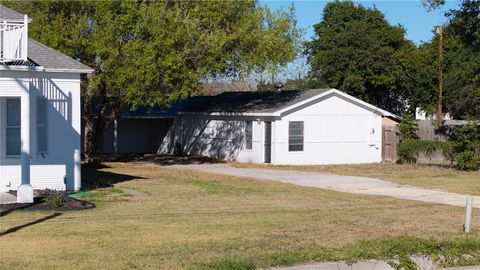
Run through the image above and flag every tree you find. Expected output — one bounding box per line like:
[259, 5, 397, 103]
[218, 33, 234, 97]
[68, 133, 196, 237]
[417, 0, 480, 119]
[306, 1, 423, 114]
[422, 0, 446, 11]
[5, 0, 300, 161]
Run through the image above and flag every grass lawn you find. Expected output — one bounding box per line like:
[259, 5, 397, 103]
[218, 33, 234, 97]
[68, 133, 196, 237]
[232, 162, 480, 196]
[1, 162, 479, 270]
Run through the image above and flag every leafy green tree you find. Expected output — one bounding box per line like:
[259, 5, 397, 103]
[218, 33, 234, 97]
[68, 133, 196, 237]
[5, 1, 300, 161]
[417, 0, 480, 119]
[422, 0, 446, 11]
[306, 1, 424, 114]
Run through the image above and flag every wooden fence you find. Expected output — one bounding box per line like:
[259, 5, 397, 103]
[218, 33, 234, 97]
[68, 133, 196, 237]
[382, 120, 479, 164]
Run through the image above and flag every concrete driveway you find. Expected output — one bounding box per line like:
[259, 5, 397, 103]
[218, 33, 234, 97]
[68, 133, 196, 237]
[0, 192, 16, 204]
[169, 163, 480, 208]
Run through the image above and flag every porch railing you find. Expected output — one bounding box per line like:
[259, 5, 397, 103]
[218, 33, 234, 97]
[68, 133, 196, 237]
[0, 15, 28, 62]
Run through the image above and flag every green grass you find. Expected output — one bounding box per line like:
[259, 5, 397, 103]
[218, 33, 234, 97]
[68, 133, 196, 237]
[206, 236, 480, 269]
[0, 162, 479, 270]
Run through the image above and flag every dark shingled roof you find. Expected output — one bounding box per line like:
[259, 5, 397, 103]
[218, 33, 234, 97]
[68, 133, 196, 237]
[180, 89, 330, 114]
[28, 38, 93, 72]
[115, 89, 331, 118]
[101, 88, 398, 119]
[0, 5, 27, 21]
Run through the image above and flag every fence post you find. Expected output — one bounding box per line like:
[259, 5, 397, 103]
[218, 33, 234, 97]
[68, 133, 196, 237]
[464, 196, 473, 233]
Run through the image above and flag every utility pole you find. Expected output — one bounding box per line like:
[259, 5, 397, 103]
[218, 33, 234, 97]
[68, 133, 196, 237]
[437, 26, 443, 126]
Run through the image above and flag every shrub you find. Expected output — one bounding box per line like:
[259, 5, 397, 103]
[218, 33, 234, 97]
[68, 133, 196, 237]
[398, 115, 419, 140]
[397, 139, 454, 164]
[45, 194, 64, 207]
[455, 151, 480, 171]
[451, 124, 480, 171]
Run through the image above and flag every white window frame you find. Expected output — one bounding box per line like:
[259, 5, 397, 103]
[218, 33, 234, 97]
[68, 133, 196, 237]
[288, 121, 304, 152]
[245, 121, 253, 150]
[5, 98, 21, 158]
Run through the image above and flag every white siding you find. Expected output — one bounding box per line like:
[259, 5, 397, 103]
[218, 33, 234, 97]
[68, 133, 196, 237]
[159, 115, 265, 163]
[0, 71, 81, 191]
[272, 95, 382, 165]
[161, 92, 386, 165]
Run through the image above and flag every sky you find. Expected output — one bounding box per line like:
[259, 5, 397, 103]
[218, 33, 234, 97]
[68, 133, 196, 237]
[262, 0, 461, 45]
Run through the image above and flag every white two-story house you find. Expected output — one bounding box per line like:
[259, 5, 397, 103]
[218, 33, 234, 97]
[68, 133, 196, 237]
[0, 5, 93, 202]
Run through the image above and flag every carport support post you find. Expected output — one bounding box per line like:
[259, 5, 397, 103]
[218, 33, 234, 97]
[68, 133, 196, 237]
[464, 196, 473, 233]
[18, 94, 34, 203]
[74, 149, 81, 191]
[113, 119, 118, 154]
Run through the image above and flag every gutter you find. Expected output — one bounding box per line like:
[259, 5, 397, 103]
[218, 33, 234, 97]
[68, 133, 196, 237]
[0, 65, 94, 74]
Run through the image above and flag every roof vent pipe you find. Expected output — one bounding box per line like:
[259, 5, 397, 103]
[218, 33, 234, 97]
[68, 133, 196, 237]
[275, 84, 283, 92]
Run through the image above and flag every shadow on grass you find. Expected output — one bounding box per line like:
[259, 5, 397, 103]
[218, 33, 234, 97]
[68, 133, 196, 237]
[81, 163, 146, 191]
[82, 154, 223, 191]
[0, 212, 62, 236]
[0, 196, 44, 217]
[99, 154, 224, 166]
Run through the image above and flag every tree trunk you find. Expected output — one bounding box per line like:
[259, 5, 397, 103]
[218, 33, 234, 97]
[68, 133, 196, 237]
[82, 76, 95, 163]
[83, 77, 109, 163]
[82, 76, 125, 163]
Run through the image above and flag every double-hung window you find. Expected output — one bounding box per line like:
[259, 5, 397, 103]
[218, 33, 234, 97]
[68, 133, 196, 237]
[245, 121, 253, 150]
[288, 121, 303, 152]
[37, 96, 47, 155]
[6, 98, 21, 156]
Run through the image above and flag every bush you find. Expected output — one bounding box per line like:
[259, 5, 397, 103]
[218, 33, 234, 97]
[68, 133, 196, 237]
[397, 124, 479, 170]
[45, 194, 64, 207]
[398, 115, 419, 140]
[397, 139, 454, 164]
[455, 151, 480, 171]
[451, 124, 480, 171]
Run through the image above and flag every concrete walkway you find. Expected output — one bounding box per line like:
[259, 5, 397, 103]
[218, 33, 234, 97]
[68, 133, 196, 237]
[169, 164, 480, 208]
[0, 192, 16, 204]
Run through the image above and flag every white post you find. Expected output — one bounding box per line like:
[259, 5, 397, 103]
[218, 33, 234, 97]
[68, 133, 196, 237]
[17, 93, 34, 203]
[23, 14, 28, 61]
[74, 149, 81, 191]
[464, 196, 473, 233]
[113, 119, 118, 154]
[3, 20, 7, 60]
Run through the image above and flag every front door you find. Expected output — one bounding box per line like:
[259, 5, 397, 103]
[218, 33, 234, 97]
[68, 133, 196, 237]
[264, 122, 272, 163]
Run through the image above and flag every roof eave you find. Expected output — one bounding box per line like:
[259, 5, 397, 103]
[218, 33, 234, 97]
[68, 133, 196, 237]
[0, 65, 44, 72]
[274, 88, 401, 119]
[0, 18, 33, 23]
[0, 65, 94, 74]
[43, 67, 94, 74]
[178, 111, 275, 117]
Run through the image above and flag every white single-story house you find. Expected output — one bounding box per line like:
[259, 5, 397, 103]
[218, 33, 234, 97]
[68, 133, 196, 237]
[158, 88, 399, 165]
[0, 5, 93, 202]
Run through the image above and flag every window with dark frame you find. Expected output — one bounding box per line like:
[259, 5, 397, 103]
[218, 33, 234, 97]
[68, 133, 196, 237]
[245, 121, 253, 150]
[288, 121, 303, 151]
[6, 98, 21, 156]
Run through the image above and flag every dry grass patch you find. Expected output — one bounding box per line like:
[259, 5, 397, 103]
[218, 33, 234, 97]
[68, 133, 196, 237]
[232, 162, 480, 195]
[0, 162, 478, 270]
